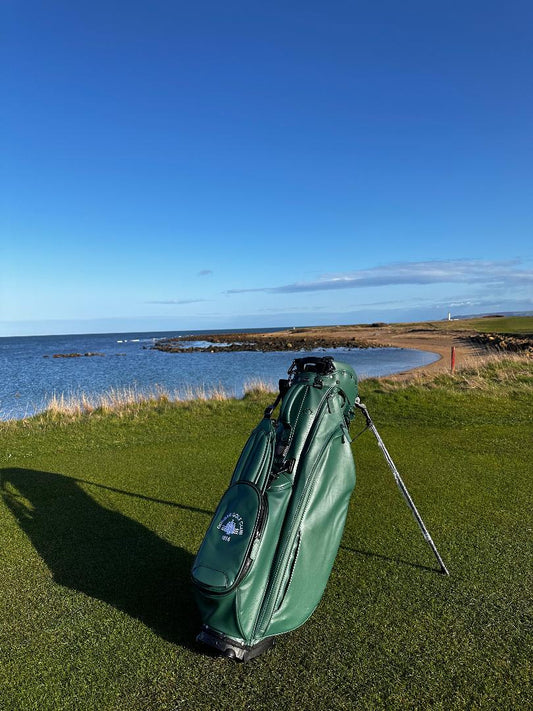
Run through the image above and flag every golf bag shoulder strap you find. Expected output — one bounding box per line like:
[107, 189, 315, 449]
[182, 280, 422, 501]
[263, 378, 290, 419]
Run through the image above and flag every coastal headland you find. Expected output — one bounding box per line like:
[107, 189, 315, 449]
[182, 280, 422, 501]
[152, 316, 533, 379]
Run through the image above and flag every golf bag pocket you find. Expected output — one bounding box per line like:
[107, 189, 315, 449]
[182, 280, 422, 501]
[234, 473, 293, 639]
[230, 418, 276, 490]
[192, 482, 267, 594]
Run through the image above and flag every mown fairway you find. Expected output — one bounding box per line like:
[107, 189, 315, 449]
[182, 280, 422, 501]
[432, 314, 533, 335]
[465, 315, 533, 334]
[1, 360, 531, 710]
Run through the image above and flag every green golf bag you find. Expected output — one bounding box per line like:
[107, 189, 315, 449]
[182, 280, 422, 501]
[191, 356, 358, 660]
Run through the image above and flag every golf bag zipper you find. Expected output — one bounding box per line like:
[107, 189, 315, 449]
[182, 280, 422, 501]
[254, 390, 340, 635]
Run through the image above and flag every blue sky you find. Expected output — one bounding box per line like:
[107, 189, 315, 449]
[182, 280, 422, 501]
[1, 0, 532, 336]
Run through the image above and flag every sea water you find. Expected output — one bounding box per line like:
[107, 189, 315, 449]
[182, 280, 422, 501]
[0, 329, 439, 420]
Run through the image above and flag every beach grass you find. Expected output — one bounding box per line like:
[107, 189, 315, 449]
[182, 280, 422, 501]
[378, 351, 533, 392]
[36, 378, 277, 420]
[0, 355, 531, 710]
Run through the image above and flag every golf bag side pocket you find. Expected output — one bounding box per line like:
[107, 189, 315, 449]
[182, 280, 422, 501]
[192, 482, 267, 594]
[235, 472, 293, 640]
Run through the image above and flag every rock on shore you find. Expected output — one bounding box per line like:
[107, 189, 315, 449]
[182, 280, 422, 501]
[45, 352, 106, 358]
[152, 331, 380, 353]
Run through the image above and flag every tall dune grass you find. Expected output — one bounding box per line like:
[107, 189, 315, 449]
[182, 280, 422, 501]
[379, 351, 532, 392]
[242, 377, 277, 395]
[40, 378, 278, 420]
[43, 383, 232, 418]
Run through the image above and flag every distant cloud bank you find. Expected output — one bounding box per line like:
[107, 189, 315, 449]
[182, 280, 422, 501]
[226, 258, 532, 294]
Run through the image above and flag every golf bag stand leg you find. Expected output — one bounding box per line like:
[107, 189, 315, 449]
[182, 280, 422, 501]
[354, 398, 450, 575]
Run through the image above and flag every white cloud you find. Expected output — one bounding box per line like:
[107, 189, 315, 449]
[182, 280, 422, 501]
[226, 259, 532, 294]
[145, 299, 208, 305]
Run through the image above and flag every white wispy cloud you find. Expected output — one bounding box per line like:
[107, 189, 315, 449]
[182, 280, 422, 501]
[145, 299, 208, 305]
[257, 305, 330, 313]
[225, 259, 532, 294]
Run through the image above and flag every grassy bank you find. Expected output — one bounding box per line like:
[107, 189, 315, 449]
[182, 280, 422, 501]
[406, 314, 533, 335]
[1, 357, 531, 710]
[447, 315, 533, 334]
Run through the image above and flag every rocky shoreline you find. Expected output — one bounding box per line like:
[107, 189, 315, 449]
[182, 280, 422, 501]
[466, 333, 533, 353]
[150, 322, 532, 380]
[152, 331, 383, 353]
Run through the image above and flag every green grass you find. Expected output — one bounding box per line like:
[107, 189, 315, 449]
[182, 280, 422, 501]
[427, 314, 533, 335]
[459, 315, 533, 334]
[1, 362, 531, 711]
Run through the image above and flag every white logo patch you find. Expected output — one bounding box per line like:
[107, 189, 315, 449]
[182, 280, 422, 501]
[217, 512, 244, 542]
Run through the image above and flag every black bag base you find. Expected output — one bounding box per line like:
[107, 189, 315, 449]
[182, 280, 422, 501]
[196, 626, 275, 662]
